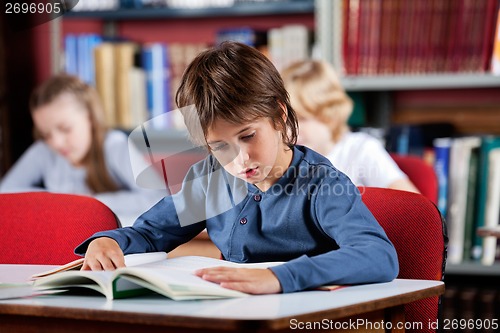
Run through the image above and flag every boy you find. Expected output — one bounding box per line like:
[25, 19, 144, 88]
[76, 42, 398, 295]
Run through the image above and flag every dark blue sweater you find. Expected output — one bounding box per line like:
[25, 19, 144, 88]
[76, 145, 398, 293]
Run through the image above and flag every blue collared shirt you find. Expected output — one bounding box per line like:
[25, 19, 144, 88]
[75, 145, 398, 293]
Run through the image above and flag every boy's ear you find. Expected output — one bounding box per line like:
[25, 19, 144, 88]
[279, 102, 288, 123]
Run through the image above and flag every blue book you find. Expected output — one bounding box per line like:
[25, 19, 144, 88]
[433, 138, 452, 218]
[386, 125, 425, 157]
[86, 34, 103, 86]
[64, 34, 78, 76]
[142, 43, 170, 130]
[76, 34, 102, 86]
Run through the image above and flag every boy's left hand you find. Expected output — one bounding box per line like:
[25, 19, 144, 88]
[194, 267, 282, 294]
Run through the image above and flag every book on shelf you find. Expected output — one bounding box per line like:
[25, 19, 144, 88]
[433, 138, 452, 218]
[492, 5, 500, 75]
[462, 142, 480, 262]
[114, 42, 138, 129]
[94, 43, 117, 127]
[340, 0, 498, 75]
[446, 137, 481, 264]
[65, 34, 103, 86]
[142, 43, 171, 130]
[216, 26, 267, 49]
[32, 253, 290, 301]
[481, 148, 500, 265]
[267, 24, 310, 73]
[472, 136, 500, 261]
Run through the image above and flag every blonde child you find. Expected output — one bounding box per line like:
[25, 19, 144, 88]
[282, 60, 419, 192]
[0, 74, 163, 225]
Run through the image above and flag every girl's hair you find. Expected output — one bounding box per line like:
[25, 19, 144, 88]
[175, 41, 298, 149]
[30, 74, 119, 193]
[281, 60, 353, 141]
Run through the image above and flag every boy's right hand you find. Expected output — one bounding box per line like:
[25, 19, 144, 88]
[81, 237, 125, 271]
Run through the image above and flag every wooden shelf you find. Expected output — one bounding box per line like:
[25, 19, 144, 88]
[341, 74, 500, 91]
[63, 0, 315, 20]
[445, 262, 500, 276]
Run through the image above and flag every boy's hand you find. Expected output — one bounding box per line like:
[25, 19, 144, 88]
[81, 237, 125, 271]
[194, 267, 282, 294]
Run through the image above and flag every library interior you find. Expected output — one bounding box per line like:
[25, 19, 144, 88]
[1, 0, 500, 331]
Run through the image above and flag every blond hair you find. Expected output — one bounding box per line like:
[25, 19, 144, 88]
[281, 60, 353, 142]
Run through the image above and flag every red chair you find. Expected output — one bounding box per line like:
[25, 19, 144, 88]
[0, 192, 120, 264]
[360, 187, 447, 333]
[391, 153, 438, 204]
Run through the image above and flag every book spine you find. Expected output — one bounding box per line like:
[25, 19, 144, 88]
[64, 34, 78, 76]
[142, 43, 170, 130]
[491, 7, 500, 74]
[472, 136, 500, 260]
[462, 144, 479, 261]
[433, 138, 452, 218]
[94, 43, 117, 127]
[481, 148, 500, 265]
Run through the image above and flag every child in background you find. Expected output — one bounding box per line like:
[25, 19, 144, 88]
[0, 74, 164, 226]
[76, 42, 398, 295]
[282, 60, 419, 192]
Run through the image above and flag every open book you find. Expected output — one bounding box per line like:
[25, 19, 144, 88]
[32, 253, 284, 301]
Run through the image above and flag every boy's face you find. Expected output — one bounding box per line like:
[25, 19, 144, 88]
[206, 117, 292, 192]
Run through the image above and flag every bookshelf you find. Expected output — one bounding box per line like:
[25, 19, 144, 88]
[63, 0, 315, 20]
[315, 0, 500, 131]
[315, 0, 500, 288]
[50, 1, 316, 129]
[446, 262, 500, 276]
[340, 74, 500, 91]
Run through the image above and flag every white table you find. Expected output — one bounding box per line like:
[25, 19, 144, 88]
[0, 264, 444, 332]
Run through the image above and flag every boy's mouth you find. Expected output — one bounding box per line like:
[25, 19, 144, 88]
[240, 167, 258, 178]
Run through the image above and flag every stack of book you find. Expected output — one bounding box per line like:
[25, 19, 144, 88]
[340, 0, 499, 75]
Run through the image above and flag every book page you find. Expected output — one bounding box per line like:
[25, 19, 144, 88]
[33, 270, 116, 299]
[141, 255, 284, 272]
[114, 256, 285, 300]
[31, 252, 168, 279]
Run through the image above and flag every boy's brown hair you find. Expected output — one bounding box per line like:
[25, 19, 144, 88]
[176, 41, 298, 149]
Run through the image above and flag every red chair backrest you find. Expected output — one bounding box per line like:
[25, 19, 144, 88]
[360, 187, 447, 333]
[391, 153, 438, 204]
[0, 192, 119, 264]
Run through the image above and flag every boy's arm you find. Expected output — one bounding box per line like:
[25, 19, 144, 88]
[269, 176, 399, 293]
[75, 157, 214, 256]
[74, 195, 207, 256]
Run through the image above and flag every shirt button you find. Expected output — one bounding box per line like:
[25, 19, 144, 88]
[253, 194, 262, 202]
[239, 217, 247, 225]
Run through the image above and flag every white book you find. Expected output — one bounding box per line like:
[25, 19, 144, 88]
[268, 28, 285, 72]
[447, 137, 481, 264]
[32, 253, 284, 301]
[481, 148, 500, 265]
[282, 24, 309, 70]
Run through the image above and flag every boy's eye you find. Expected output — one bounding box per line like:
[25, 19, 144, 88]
[241, 132, 256, 141]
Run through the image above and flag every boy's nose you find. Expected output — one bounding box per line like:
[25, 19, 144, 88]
[234, 147, 250, 167]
